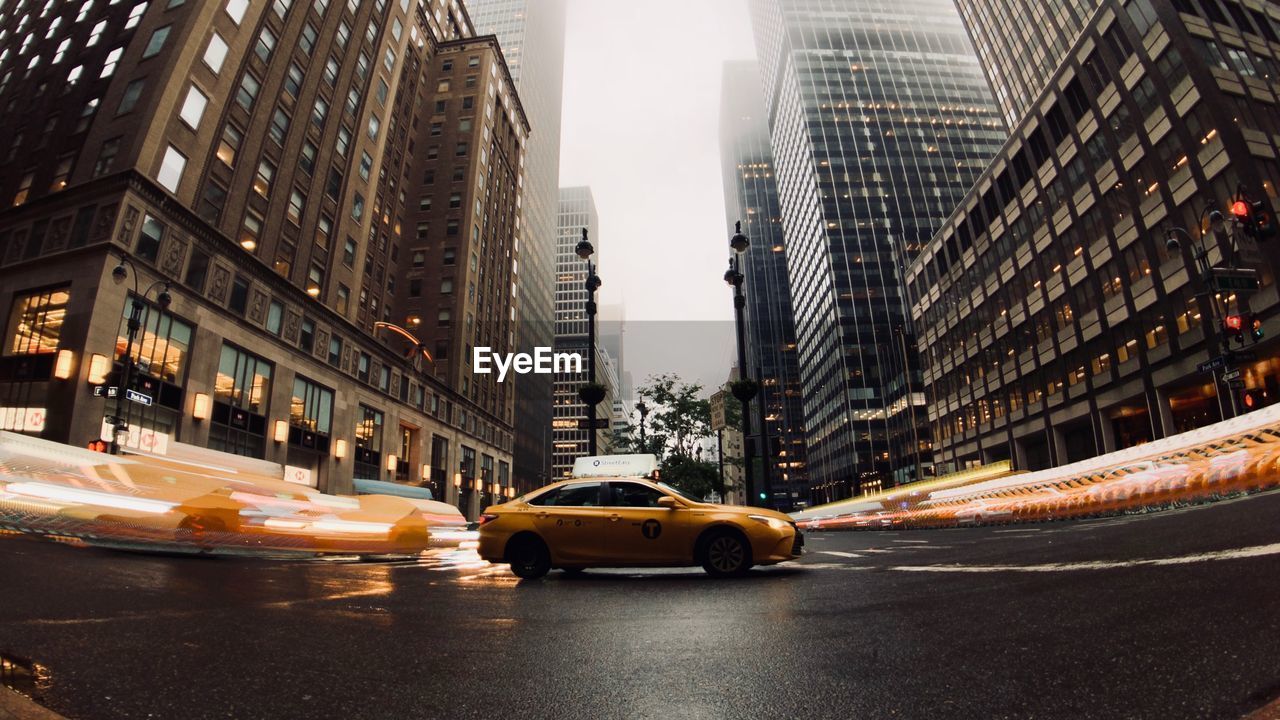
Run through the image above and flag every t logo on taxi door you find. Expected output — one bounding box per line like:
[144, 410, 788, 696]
[641, 519, 662, 539]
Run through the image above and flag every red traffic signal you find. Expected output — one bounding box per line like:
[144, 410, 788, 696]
[86, 440, 108, 452]
[1224, 314, 1245, 331]
[1232, 200, 1252, 219]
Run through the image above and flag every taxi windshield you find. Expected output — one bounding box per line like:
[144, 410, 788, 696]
[657, 482, 700, 502]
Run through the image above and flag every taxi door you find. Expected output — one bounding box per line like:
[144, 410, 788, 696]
[529, 481, 606, 565]
[601, 481, 693, 564]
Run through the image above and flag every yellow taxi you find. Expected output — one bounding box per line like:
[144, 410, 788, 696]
[477, 455, 802, 578]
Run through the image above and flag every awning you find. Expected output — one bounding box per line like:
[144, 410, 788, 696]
[352, 478, 435, 501]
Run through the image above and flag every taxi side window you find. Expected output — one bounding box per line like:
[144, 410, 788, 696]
[608, 482, 667, 508]
[529, 482, 601, 507]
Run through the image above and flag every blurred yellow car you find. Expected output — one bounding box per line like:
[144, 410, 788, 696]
[477, 455, 802, 578]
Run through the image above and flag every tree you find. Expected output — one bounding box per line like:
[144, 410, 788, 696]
[609, 374, 727, 500]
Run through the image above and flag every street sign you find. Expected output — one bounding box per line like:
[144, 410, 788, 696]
[126, 389, 153, 407]
[1228, 379, 1246, 389]
[1207, 267, 1260, 293]
[576, 418, 609, 430]
[92, 386, 119, 398]
[1198, 356, 1228, 374]
[1199, 350, 1258, 374]
[710, 390, 727, 431]
[1222, 369, 1242, 382]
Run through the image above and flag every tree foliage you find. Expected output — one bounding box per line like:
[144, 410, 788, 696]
[609, 374, 731, 500]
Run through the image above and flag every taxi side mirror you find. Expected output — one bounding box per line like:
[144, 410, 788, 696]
[657, 496, 678, 509]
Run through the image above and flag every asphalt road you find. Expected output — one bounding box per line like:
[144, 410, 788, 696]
[3, 491, 1280, 720]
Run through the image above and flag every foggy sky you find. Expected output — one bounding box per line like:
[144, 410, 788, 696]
[557, 0, 757, 390]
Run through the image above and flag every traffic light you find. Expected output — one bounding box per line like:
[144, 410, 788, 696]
[1252, 200, 1277, 240]
[1243, 389, 1265, 411]
[1224, 314, 1246, 345]
[1232, 200, 1257, 239]
[1250, 313, 1265, 342]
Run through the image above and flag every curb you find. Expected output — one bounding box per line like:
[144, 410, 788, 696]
[0, 686, 65, 720]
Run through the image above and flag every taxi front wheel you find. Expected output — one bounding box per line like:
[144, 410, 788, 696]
[700, 530, 752, 577]
[507, 536, 551, 579]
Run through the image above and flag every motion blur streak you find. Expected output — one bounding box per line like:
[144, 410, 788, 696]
[0, 432, 449, 557]
[795, 401, 1280, 530]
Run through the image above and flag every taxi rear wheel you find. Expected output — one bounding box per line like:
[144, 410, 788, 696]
[700, 530, 751, 577]
[506, 536, 551, 579]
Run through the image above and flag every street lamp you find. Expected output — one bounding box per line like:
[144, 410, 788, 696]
[724, 221, 766, 507]
[1165, 202, 1236, 419]
[635, 398, 649, 454]
[108, 256, 171, 455]
[576, 229, 606, 456]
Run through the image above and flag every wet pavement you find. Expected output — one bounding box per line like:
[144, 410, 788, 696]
[2, 491, 1280, 719]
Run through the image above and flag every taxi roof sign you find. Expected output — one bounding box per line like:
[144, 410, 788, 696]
[571, 454, 660, 479]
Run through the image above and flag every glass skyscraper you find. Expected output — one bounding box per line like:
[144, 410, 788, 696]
[953, 0, 1100, 125]
[719, 60, 810, 508]
[748, 0, 1007, 496]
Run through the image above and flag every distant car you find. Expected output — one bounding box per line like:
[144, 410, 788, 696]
[477, 455, 802, 579]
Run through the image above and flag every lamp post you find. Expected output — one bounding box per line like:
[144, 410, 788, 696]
[1166, 204, 1237, 420]
[635, 398, 649, 454]
[724, 221, 764, 506]
[575, 229, 605, 456]
[107, 256, 171, 455]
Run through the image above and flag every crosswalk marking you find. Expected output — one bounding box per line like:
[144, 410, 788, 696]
[819, 550, 863, 558]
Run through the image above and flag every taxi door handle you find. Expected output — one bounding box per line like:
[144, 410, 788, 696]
[535, 512, 549, 520]
[607, 514, 621, 522]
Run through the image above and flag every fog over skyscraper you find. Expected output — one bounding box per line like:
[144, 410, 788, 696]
[748, 0, 1007, 495]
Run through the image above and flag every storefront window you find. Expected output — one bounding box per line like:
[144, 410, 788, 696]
[290, 377, 333, 435]
[6, 286, 69, 355]
[116, 298, 192, 383]
[208, 344, 272, 458]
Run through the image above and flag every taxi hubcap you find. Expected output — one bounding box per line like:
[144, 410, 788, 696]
[708, 537, 744, 571]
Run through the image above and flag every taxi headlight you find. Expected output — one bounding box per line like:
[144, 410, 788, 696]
[748, 514, 790, 531]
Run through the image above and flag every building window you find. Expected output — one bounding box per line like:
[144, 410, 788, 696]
[143, 25, 171, 58]
[269, 108, 290, 145]
[357, 352, 371, 382]
[93, 138, 121, 177]
[157, 146, 186, 193]
[354, 404, 384, 478]
[328, 335, 342, 366]
[6, 286, 69, 355]
[179, 86, 208, 129]
[254, 158, 275, 197]
[136, 214, 164, 263]
[226, 0, 249, 23]
[217, 124, 242, 167]
[204, 33, 229, 73]
[337, 284, 350, 314]
[209, 343, 273, 458]
[116, 298, 192, 383]
[299, 318, 316, 353]
[266, 300, 284, 335]
[117, 78, 145, 115]
[229, 275, 250, 315]
[290, 376, 333, 434]
[236, 72, 261, 111]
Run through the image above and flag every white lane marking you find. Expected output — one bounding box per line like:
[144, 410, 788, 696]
[798, 563, 874, 571]
[993, 528, 1039, 533]
[858, 548, 892, 554]
[893, 539, 929, 544]
[819, 550, 863, 558]
[892, 542, 1280, 573]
